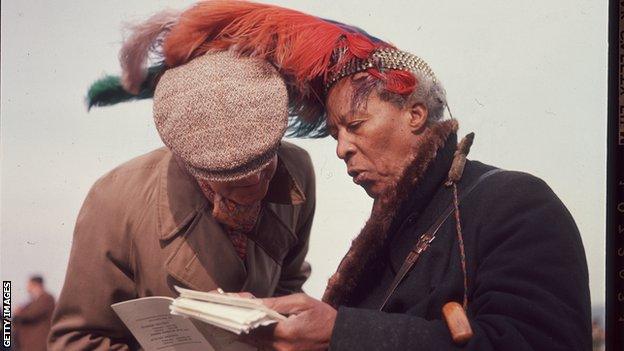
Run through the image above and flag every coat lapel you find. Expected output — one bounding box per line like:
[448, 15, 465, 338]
[165, 204, 297, 294]
[241, 203, 298, 296]
[247, 204, 298, 263]
[166, 211, 248, 292]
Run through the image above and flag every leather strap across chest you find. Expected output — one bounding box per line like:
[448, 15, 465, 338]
[379, 168, 503, 311]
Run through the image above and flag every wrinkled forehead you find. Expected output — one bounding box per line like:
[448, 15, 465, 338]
[326, 73, 373, 127]
[326, 79, 354, 125]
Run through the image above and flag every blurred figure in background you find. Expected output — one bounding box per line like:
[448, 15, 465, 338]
[591, 318, 605, 351]
[13, 275, 55, 351]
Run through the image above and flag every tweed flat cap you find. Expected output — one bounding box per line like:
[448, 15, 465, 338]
[153, 51, 288, 181]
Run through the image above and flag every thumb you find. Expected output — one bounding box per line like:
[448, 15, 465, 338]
[261, 293, 311, 315]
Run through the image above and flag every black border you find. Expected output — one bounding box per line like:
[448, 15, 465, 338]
[607, 0, 624, 350]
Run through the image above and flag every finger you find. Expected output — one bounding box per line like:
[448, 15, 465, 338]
[261, 293, 310, 315]
[231, 291, 255, 299]
[208, 288, 256, 299]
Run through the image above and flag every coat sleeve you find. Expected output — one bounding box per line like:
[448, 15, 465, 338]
[273, 154, 316, 296]
[48, 178, 139, 351]
[330, 172, 592, 351]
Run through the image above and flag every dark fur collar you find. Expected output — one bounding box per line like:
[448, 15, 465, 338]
[322, 119, 459, 308]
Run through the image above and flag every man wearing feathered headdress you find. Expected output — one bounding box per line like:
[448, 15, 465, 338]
[51, 1, 592, 350]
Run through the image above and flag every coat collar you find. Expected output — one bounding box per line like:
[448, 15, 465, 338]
[389, 132, 457, 237]
[157, 153, 207, 241]
[386, 133, 457, 272]
[264, 156, 306, 205]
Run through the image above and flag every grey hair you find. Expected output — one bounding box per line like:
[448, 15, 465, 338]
[350, 70, 448, 122]
[407, 71, 448, 121]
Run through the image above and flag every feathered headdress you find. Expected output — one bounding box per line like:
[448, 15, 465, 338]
[87, 0, 434, 137]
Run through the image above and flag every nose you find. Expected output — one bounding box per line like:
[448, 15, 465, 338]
[335, 131, 355, 161]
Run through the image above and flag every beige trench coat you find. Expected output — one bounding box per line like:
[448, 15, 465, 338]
[48, 141, 315, 350]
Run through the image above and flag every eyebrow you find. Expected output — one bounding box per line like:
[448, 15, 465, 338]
[327, 113, 343, 128]
[333, 109, 358, 125]
[332, 106, 368, 131]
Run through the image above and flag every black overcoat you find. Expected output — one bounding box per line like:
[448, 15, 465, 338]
[329, 136, 592, 350]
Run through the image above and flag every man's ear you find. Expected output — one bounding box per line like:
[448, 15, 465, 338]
[408, 102, 428, 130]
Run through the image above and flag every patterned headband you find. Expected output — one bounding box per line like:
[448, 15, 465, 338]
[325, 48, 437, 91]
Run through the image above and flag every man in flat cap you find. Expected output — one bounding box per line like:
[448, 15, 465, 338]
[48, 13, 316, 350]
[154, 1, 590, 350]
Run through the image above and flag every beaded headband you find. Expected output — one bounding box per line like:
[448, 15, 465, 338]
[325, 48, 437, 91]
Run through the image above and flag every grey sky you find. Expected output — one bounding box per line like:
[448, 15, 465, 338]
[1, 0, 606, 309]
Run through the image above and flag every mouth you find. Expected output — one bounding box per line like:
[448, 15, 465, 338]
[348, 169, 368, 185]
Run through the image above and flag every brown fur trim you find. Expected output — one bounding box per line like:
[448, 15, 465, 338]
[322, 119, 459, 308]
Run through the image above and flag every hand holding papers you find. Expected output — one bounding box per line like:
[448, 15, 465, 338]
[170, 286, 286, 335]
[111, 287, 285, 351]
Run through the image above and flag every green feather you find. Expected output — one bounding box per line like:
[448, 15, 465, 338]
[86, 63, 165, 110]
[85, 63, 329, 138]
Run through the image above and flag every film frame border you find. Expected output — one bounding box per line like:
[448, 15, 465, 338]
[607, 0, 624, 350]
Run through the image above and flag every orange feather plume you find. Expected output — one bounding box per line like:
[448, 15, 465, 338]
[163, 0, 391, 92]
[94, 0, 421, 137]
